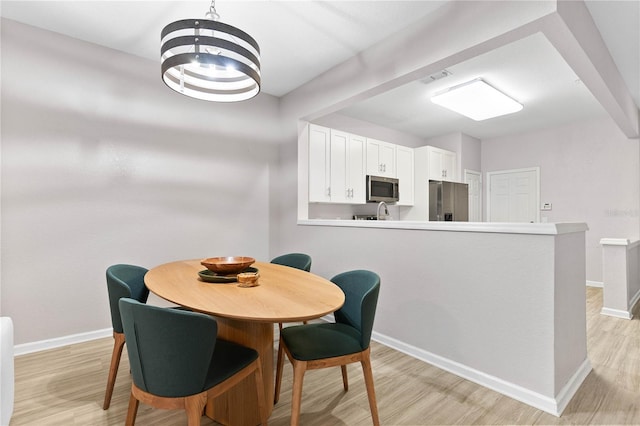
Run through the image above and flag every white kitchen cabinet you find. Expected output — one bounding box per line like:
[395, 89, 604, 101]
[309, 124, 331, 202]
[366, 138, 396, 178]
[308, 124, 365, 204]
[396, 145, 414, 206]
[330, 129, 366, 203]
[346, 134, 366, 203]
[427, 146, 457, 181]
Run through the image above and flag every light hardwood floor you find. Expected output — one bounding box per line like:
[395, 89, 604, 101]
[10, 287, 640, 425]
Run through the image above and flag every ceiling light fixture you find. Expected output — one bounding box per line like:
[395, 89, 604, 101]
[430, 78, 523, 121]
[161, 0, 261, 102]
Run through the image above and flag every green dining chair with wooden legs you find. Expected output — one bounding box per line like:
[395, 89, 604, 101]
[119, 298, 268, 426]
[270, 253, 312, 273]
[270, 252, 313, 404]
[274, 270, 381, 426]
[103, 264, 150, 410]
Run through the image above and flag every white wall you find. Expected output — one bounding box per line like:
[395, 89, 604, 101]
[314, 113, 427, 148]
[461, 133, 481, 173]
[481, 117, 640, 282]
[1, 20, 282, 345]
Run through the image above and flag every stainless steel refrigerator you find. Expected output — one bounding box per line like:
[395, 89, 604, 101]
[429, 180, 469, 221]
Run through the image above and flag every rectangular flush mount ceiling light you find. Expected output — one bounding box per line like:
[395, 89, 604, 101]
[430, 78, 523, 121]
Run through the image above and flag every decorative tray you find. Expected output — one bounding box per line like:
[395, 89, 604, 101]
[198, 267, 259, 283]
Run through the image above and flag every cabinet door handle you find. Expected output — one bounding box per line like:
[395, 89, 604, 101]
[327, 187, 331, 197]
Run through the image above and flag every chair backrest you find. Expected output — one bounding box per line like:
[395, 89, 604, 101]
[106, 264, 150, 333]
[270, 253, 312, 272]
[119, 298, 218, 398]
[332, 270, 380, 350]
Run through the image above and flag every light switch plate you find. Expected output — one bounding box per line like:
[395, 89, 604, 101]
[541, 202, 552, 211]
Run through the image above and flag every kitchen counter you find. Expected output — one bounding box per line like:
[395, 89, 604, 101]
[294, 218, 590, 416]
[299, 219, 588, 235]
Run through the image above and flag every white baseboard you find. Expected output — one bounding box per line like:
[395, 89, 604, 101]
[14, 328, 112, 356]
[600, 307, 633, 319]
[371, 330, 589, 417]
[628, 288, 640, 314]
[586, 280, 603, 288]
[554, 358, 592, 415]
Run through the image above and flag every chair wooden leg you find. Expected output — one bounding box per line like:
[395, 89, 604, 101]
[360, 348, 380, 426]
[290, 360, 307, 426]
[103, 331, 126, 410]
[184, 393, 207, 426]
[125, 391, 139, 426]
[274, 340, 285, 404]
[341, 365, 349, 391]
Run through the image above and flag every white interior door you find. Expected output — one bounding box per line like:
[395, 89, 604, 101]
[487, 167, 540, 223]
[464, 170, 482, 222]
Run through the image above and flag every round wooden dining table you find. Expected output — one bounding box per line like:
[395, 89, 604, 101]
[145, 259, 345, 425]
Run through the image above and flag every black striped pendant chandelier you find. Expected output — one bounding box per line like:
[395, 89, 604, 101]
[160, 0, 261, 102]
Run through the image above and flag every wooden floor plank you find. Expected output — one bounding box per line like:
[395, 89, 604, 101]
[11, 287, 640, 425]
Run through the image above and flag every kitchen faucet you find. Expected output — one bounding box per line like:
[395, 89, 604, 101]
[377, 201, 389, 220]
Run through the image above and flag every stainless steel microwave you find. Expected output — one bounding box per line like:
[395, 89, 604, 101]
[366, 175, 399, 203]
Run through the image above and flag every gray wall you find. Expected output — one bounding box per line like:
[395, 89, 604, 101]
[481, 117, 640, 282]
[1, 19, 282, 344]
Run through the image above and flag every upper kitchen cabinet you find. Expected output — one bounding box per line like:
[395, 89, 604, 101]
[427, 146, 457, 181]
[330, 129, 366, 204]
[308, 124, 366, 204]
[366, 138, 396, 178]
[309, 124, 331, 202]
[396, 146, 414, 206]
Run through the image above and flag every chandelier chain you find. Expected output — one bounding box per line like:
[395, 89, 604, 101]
[206, 0, 220, 21]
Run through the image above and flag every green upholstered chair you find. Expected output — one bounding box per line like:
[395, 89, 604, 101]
[270, 253, 312, 331]
[270, 253, 312, 273]
[274, 270, 381, 426]
[270, 252, 313, 390]
[103, 264, 150, 410]
[118, 298, 268, 426]
[270, 253, 312, 333]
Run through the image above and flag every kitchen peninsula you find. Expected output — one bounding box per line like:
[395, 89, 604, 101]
[297, 218, 590, 416]
[297, 123, 590, 416]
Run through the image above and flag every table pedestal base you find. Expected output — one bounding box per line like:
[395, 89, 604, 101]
[206, 317, 274, 426]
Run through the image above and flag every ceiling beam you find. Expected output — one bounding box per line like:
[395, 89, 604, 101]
[545, 0, 639, 139]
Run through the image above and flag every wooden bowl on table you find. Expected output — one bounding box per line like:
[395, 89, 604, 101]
[201, 256, 255, 275]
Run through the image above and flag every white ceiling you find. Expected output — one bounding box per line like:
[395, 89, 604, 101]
[0, 1, 447, 97]
[339, 32, 608, 140]
[1, 1, 638, 140]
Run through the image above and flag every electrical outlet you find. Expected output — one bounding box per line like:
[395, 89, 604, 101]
[541, 203, 552, 211]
